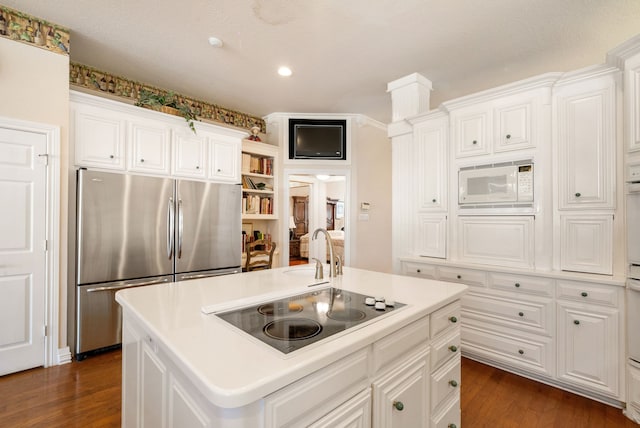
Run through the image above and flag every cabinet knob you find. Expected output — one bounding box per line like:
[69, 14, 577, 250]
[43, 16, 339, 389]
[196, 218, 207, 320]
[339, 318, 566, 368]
[449, 380, 458, 387]
[449, 345, 458, 352]
[456, 275, 461, 279]
[109, 155, 115, 159]
[472, 140, 477, 145]
[575, 192, 581, 197]
[196, 166, 200, 169]
[393, 401, 404, 411]
[574, 320, 580, 325]
[217, 168, 221, 172]
[449, 316, 458, 323]
[518, 312, 524, 317]
[432, 198, 437, 203]
[416, 269, 421, 273]
[506, 134, 511, 139]
[514, 283, 521, 288]
[518, 349, 524, 355]
[140, 158, 145, 163]
[581, 292, 588, 297]
[448, 425, 458, 428]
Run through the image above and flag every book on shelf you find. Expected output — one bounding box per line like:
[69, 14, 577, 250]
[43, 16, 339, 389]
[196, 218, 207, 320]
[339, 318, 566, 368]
[242, 194, 273, 215]
[242, 153, 273, 176]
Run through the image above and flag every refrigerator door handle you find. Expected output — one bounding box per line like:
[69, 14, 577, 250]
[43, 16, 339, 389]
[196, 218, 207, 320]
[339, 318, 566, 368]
[178, 198, 184, 259]
[167, 197, 175, 260]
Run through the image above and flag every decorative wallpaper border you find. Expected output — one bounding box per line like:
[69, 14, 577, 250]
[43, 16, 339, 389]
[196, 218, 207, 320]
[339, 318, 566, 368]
[0, 5, 70, 56]
[70, 62, 266, 133]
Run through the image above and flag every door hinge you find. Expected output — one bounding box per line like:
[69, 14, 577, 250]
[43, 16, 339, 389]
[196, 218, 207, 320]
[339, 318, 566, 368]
[43, 325, 48, 336]
[37, 153, 49, 165]
[43, 239, 48, 251]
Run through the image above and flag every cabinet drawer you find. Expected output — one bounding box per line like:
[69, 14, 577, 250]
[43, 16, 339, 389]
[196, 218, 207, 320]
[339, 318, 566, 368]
[402, 262, 437, 279]
[430, 301, 461, 339]
[430, 355, 461, 413]
[489, 272, 554, 297]
[462, 325, 554, 377]
[264, 349, 369, 427]
[462, 292, 553, 336]
[373, 316, 429, 372]
[431, 328, 461, 370]
[556, 280, 620, 307]
[438, 266, 487, 287]
[431, 396, 460, 428]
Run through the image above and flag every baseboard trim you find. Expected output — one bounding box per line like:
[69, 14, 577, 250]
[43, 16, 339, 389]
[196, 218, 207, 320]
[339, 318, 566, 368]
[57, 347, 72, 365]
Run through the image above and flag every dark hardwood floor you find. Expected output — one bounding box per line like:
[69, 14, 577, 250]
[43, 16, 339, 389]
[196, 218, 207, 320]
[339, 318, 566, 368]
[0, 352, 637, 427]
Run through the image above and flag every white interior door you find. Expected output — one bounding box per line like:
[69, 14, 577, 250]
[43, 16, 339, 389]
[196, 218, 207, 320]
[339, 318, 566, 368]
[0, 126, 47, 375]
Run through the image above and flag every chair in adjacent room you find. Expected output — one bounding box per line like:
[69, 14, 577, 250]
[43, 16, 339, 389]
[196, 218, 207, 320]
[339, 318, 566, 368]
[245, 239, 276, 272]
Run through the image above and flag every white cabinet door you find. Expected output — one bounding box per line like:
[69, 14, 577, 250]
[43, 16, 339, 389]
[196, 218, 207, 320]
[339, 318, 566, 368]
[414, 116, 448, 211]
[128, 119, 172, 175]
[173, 132, 207, 179]
[168, 377, 210, 428]
[372, 348, 430, 428]
[73, 103, 126, 170]
[415, 214, 446, 259]
[453, 111, 489, 158]
[209, 138, 240, 182]
[557, 302, 620, 397]
[555, 72, 617, 209]
[494, 100, 532, 152]
[560, 215, 613, 275]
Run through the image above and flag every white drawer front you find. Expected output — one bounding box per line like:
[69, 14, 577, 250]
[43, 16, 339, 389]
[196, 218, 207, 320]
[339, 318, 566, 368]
[430, 301, 461, 339]
[462, 325, 554, 377]
[373, 316, 430, 372]
[462, 292, 553, 336]
[402, 262, 437, 279]
[430, 328, 461, 370]
[438, 266, 487, 288]
[556, 280, 620, 307]
[430, 355, 461, 413]
[489, 272, 554, 297]
[431, 396, 461, 428]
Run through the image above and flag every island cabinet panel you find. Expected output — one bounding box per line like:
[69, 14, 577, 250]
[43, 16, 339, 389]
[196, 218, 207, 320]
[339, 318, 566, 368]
[141, 340, 167, 428]
[307, 389, 371, 428]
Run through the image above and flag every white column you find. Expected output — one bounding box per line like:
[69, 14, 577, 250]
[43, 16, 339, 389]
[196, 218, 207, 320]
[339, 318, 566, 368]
[387, 73, 433, 122]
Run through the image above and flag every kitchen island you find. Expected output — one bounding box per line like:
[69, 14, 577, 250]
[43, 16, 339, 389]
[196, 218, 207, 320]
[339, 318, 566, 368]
[115, 265, 467, 427]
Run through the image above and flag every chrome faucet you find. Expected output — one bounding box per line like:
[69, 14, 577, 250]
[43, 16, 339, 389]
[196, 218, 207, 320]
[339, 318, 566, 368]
[312, 227, 338, 277]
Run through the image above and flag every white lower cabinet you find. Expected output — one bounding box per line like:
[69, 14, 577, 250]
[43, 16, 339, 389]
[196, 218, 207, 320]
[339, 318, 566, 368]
[556, 301, 620, 396]
[308, 389, 372, 428]
[400, 259, 625, 403]
[626, 362, 640, 423]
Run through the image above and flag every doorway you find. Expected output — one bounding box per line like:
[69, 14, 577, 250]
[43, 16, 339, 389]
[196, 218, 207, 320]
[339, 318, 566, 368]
[286, 173, 348, 267]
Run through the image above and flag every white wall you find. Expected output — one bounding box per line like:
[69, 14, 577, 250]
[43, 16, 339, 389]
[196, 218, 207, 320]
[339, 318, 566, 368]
[0, 38, 70, 349]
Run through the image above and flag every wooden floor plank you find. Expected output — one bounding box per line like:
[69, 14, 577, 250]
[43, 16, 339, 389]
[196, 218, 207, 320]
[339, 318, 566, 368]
[0, 352, 638, 427]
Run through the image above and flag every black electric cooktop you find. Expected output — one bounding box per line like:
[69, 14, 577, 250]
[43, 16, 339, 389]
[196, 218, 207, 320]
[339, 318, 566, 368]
[215, 287, 406, 354]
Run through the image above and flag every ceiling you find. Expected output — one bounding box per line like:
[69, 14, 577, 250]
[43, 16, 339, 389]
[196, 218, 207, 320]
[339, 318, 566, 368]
[6, 0, 640, 123]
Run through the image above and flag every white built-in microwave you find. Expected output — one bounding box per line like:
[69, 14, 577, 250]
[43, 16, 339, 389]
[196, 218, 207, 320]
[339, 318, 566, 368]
[459, 162, 534, 205]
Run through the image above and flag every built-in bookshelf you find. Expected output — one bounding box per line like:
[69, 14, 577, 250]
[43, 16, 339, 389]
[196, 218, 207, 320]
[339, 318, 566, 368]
[241, 140, 278, 220]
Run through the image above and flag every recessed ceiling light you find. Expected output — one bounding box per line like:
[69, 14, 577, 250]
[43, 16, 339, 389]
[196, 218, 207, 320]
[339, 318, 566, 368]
[208, 37, 223, 48]
[278, 66, 292, 77]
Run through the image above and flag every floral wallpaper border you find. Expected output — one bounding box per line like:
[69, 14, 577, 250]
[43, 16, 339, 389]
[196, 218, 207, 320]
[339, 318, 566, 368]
[0, 5, 70, 56]
[70, 63, 266, 133]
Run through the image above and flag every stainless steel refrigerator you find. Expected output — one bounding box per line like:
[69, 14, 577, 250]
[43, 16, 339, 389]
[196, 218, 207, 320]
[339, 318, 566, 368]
[73, 169, 241, 359]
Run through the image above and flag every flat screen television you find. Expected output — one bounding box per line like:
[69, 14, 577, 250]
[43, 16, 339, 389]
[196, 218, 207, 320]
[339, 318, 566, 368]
[289, 119, 347, 160]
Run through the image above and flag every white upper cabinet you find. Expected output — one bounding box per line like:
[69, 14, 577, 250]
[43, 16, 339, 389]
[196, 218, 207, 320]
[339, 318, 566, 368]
[209, 137, 240, 183]
[172, 132, 207, 179]
[71, 91, 246, 183]
[413, 113, 449, 211]
[451, 109, 490, 158]
[628, 61, 640, 152]
[128, 118, 172, 175]
[494, 100, 532, 152]
[554, 67, 618, 210]
[73, 102, 127, 170]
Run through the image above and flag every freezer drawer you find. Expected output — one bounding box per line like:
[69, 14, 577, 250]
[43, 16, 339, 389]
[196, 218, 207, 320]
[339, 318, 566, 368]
[76, 276, 172, 358]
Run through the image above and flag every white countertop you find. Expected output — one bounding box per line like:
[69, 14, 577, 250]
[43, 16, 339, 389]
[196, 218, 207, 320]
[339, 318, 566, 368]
[115, 265, 467, 408]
